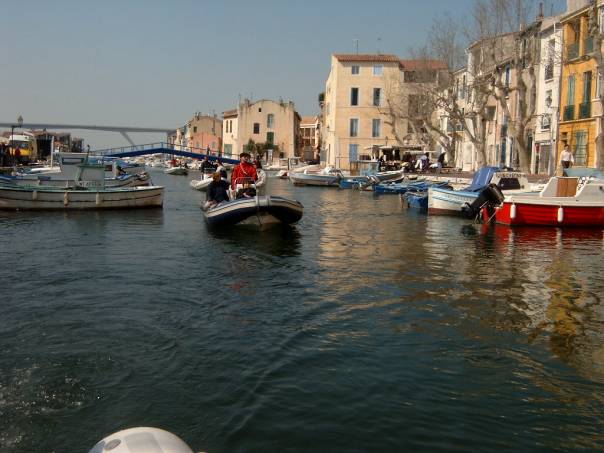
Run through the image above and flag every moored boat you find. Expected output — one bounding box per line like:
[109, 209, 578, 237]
[289, 167, 342, 186]
[0, 163, 163, 210]
[491, 177, 604, 227]
[428, 167, 532, 215]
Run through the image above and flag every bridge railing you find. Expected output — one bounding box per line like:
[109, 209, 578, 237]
[94, 142, 236, 159]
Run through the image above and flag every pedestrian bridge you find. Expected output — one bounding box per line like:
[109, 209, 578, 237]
[94, 142, 240, 165]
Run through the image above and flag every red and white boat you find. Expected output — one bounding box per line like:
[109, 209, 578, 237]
[492, 177, 604, 227]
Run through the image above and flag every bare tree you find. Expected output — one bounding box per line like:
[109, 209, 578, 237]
[383, 0, 550, 172]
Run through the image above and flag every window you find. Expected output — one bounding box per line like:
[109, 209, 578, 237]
[373, 88, 381, 106]
[373, 65, 383, 76]
[351, 65, 360, 75]
[372, 119, 381, 138]
[224, 144, 232, 155]
[574, 131, 588, 165]
[267, 113, 274, 128]
[504, 64, 511, 87]
[583, 71, 592, 102]
[253, 123, 260, 134]
[568, 75, 576, 105]
[266, 132, 274, 144]
[349, 144, 359, 161]
[193, 126, 197, 133]
[350, 87, 359, 106]
[349, 118, 359, 137]
[258, 108, 262, 112]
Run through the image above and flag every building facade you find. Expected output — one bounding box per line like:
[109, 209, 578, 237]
[187, 114, 222, 152]
[299, 115, 320, 161]
[557, 3, 599, 169]
[321, 54, 445, 170]
[222, 99, 300, 161]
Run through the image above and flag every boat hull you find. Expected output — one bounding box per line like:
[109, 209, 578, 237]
[289, 173, 340, 186]
[0, 185, 164, 210]
[428, 187, 478, 215]
[494, 201, 604, 226]
[204, 195, 303, 227]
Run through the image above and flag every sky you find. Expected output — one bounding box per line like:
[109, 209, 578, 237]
[0, 0, 566, 149]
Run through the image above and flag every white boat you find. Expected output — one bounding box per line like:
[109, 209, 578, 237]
[0, 163, 163, 210]
[428, 167, 533, 216]
[289, 167, 343, 186]
[2, 152, 149, 188]
[191, 169, 266, 192]
[203, 174, 302, 228]
[272, 157, 308, 178]
[164, 166, 188, 175]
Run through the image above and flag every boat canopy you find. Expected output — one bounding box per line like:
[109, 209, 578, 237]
[465, 166, 500, 192]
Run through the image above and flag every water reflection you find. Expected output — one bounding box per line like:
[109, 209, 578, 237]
[485, 225, 604, 382]
[208, 224, 302, 257]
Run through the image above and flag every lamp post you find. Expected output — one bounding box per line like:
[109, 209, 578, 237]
[544, 94, 558, 176]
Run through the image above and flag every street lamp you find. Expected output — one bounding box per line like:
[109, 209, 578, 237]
[543, 94, 558, 175]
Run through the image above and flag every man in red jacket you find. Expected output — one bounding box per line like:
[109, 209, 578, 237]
[230, 152, 258, 189]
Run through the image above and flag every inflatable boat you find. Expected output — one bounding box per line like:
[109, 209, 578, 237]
[204, 195, 303, 228]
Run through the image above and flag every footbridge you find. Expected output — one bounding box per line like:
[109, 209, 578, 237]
[94, 142, 240, 165]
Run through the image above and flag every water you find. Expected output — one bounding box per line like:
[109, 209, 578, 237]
[1, 170, 604, 452]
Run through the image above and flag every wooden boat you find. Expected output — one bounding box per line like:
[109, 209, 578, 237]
[491, 177, 604, 227]
[0, 163, 163, 210]
[2, 152, 149, 188]
[428, 167, 532, 215]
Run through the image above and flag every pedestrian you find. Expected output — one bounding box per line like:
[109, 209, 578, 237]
[560, 144, 574, 169]
[253, 155, 263, 169]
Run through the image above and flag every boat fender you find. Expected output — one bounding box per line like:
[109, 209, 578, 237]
[63, 192, 69, 206]
[95, 192, 102, 206]
[510, 203, 516, 220]
[32, 190, 38, 201]
[557, 206, 564, 223]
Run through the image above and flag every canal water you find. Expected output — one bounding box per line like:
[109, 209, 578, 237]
[1, 170, 604, 452]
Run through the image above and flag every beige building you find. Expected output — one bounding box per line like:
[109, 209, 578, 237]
[322, 54, 445, 170]
[299, 115, 320, 160]
[187, 114, 222, 152]
[222, 99, 301, 161]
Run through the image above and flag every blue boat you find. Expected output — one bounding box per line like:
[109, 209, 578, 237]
[404, 182, 453, 210]
[374, 179, 434, 194]
[427, 167, 530, 215]
[338, 160, 405, 189]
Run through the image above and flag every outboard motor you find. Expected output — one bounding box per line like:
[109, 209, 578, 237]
[461, 183, 505, 220]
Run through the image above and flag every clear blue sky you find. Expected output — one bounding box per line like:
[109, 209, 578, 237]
[0, 0, 565, 148]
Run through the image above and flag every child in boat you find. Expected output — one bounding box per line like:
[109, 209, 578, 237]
[204, 172, 230, 210]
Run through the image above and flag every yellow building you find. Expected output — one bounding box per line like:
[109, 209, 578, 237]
[558, 4, 598, 168]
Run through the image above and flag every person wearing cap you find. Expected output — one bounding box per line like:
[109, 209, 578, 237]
[230, 152, 258, 189]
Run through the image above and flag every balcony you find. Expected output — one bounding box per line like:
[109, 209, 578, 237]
[584, 37, 594, 55]
[567, 42, 579, 60]
[544, 64, 554, 80]
[579, 101, 591, 119]
[563, 105, 575, 121]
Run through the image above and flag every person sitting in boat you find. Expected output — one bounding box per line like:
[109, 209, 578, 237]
[215, 159, 227, 180]
[253, 155, 263, 169]
[200, 155, 214, 173]
[204, 172, 230, 210]
[231, 152, 258, 189]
